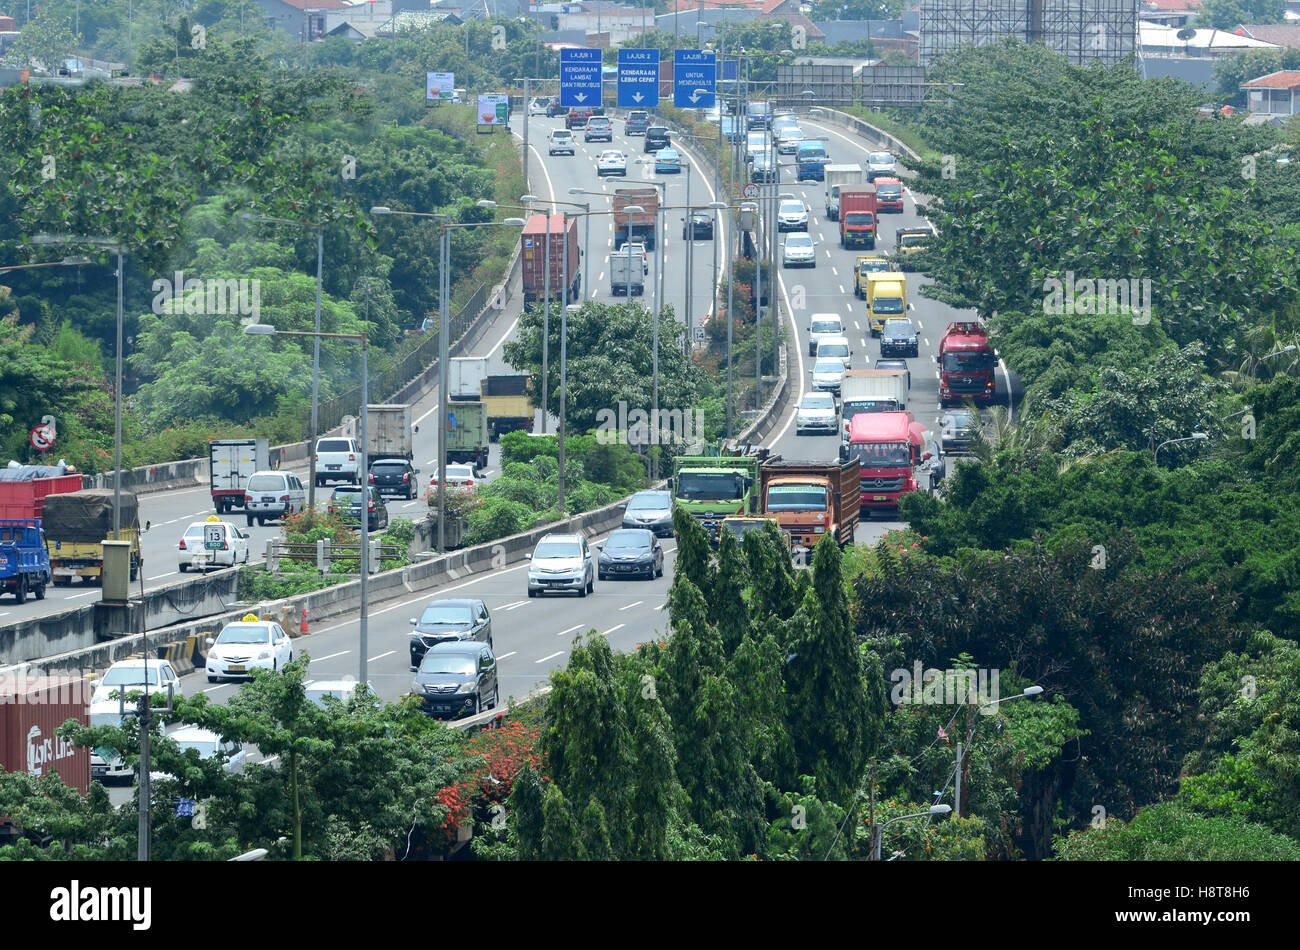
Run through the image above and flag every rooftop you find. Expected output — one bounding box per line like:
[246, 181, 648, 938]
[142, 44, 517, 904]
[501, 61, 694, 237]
[1241, 69, 1300, 89]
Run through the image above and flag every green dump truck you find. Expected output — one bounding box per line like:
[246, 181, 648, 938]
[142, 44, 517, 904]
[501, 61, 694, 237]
[669, 448, 770, 543]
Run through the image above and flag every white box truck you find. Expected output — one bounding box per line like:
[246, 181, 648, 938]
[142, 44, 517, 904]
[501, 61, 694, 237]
[365, 404, 414, 462]
[839, 370, 909, 439]
[449, 357, 489, 402]
[209, 439, 269, 514]
[824, 164, 865, 220]
[610, 252, 645, 296]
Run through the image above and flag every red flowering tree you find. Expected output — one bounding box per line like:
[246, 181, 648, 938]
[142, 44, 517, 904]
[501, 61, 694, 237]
[430, 717, 546, 851]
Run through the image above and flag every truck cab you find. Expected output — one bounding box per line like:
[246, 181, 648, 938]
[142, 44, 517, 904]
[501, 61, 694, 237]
[938, 321, 997, 406]
[853, 255, 894, 298]
[0, 520, 51, 603]
[838, 186, 878, 249]
[841, 411, 932, 512]
[670, 451, 765, 543]
[796, 141, 829, 182]
[758, 459, 861, 552]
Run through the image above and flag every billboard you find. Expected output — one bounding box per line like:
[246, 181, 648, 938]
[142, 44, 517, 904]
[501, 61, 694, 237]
[426, 71, 454, 101]
[477, 94, 510, 126]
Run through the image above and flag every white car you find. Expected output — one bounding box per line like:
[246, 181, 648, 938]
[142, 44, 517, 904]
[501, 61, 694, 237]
[243, 470, 307, 527]
[149, 727, 246, 783]
[795, 392, 839, 436]
[205, 615, 294, 682]
[867, 150, 897, 181]
[429, 463, 478, 491]
[547, 129, 575, 156]
[528, 97, 550, 116]
[815, 335, 852, 369]
[314, 437, 362, 486]
[305, 679, 378, 709]
[777, 127, 805, 154]
[91, 659, 183, 707]
[808, 313, 845, 357]
[811, 359, 846, 396]
[178, 518, 250, 572]
[782, 232, 816, 268]
[777, 199, 808, 232]
[596, 149, 628, 177]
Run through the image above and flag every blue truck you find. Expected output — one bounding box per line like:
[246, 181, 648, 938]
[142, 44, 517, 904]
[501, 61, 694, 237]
[796, 141, 830, 183]
[0, 519, 51, 603]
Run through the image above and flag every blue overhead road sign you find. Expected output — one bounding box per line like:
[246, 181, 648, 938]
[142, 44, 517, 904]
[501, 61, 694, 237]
[673, 49, 716, 109]
[722, 59, 738, 82]
[560, 48, 602, 107]
[617, 49, 659, 108]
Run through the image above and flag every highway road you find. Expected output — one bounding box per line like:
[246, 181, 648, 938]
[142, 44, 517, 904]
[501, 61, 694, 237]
[99, 110, 1020, 807]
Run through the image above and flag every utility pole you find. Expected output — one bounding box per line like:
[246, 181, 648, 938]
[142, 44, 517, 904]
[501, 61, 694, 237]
[522, 77, 530, 204]
[542, 212, 550, 433]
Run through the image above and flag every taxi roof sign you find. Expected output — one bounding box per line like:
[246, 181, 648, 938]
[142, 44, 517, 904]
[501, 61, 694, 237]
[206, 515, 222, 522]
[241, 613, 261, 622]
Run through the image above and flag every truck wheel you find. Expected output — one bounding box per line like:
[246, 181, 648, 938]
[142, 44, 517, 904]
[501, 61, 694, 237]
[34, 576, 46, 600]
[130, 561, 139, 582]
[14, 576, 26, 604]
[257, 517, 266, 527]
[246, 515, 254, 527]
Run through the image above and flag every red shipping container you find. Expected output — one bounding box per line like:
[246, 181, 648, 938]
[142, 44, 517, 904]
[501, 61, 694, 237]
[521, 214, 580, 306]
[0, 674, 91, 795]
[0, 475, 84, 520]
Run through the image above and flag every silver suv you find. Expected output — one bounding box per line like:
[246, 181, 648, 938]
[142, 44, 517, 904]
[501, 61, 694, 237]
[242, 471, 307, 526]
[584, 116, 613, 142]
[525, 533, 595, 597]
[315, 437, 361, 486]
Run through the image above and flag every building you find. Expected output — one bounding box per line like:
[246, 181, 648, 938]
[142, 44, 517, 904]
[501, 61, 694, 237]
[1234, 23, 1300, 49]
[256, 0, 352, 41]
[1241, 69, 1300, 116]
[1136, 0, 1201, 28]
[815, 18, 918, 57]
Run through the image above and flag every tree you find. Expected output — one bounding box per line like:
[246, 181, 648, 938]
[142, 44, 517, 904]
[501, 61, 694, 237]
[1195, 0, 1287, 31]
[1054, 800, 1300, 860]
[785, 536, 881, 804]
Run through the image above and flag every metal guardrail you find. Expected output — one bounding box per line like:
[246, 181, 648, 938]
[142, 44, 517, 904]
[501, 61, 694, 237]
[266, 539, 404, 573]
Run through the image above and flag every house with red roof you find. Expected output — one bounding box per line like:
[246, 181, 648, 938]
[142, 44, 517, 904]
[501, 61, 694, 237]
[1241, 70, 1300, 116]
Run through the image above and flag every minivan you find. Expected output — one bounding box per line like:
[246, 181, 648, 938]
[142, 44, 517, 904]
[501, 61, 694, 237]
[644, 126, 670, 152]
[815, 336, 852, 370]
[242, 471, 307, 526]
[315, 437, 362, 485]
[584, 115, 613, 142]
[808, 313, 845, 357]
[525, 532, 595, 597]
[548, 128, 575, 156]
[625, 111, 650, 135]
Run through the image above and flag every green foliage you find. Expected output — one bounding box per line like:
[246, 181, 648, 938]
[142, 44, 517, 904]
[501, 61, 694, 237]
[1054, 800, 1300, 860]
[1195, 0, 1288, 31]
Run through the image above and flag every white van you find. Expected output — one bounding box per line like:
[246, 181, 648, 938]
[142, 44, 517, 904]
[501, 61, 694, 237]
[548, 128, 575, 156]
[815, 335, 852, 370]
[315, 436, 362, 485]
[808, 313, 845, 357]
[242, 471, 307, 526]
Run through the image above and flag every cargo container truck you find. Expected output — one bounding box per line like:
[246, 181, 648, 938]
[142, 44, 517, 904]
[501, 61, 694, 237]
[0, 675, 91, 824]
[839, 369, 909, 439]
[841, 411, 934, 513]
[521, 214, 581, 306]
[449, 357, 489, 401]
[838, 186, 878, 249]
[481, 375, 533, 440]
[445, 401, 491, 472]
[366, 404, 414, 462]
[42, 489, 142, 585]
[669, 449, 767, 543]
[0, 468, 83, 521]
[823, 164, 864, 220]
[208, 438, 268, 514]
[613, 187, 659, 250]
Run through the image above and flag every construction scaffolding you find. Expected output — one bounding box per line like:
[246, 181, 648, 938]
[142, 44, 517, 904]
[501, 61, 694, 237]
[919, 0, 1138, 68]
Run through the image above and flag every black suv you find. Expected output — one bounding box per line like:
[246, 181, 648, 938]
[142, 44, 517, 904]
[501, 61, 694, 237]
[327, 485, 389, 530]
[408, 597, 493, 669]
[369, 458, 419, 499]
[644, 126, 670, 152]
[412, 641, 498, 719]
[682, 211, 714, 240]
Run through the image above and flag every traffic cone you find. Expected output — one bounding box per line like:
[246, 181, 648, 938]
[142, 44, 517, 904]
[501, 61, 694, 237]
[300, 607, 309, 635]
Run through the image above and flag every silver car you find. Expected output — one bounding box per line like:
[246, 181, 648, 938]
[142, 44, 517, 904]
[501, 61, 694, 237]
[810, 359, 845, 396]
[796, 391, 839, 436]
[867, 150, 897, 181]
[777, 199, 808, 232]
[782, 232, 817, 268]
[777, 127, 805, 154]
[526, 533, 595, 597]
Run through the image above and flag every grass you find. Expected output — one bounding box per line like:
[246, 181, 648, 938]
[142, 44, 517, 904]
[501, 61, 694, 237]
[835, 106, 938, 161]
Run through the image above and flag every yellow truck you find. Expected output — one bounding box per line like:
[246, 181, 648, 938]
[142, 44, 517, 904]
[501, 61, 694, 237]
[866, 271, 907, 337]
[853, 255, 897, 298]
[895, 226, 935, 258]
[481, 374, 533, 440]
[42, 489, 143, 585]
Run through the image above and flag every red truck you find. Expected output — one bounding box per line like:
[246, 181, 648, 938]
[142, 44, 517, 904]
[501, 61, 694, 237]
[522, 214, 581, 307]
[0, 469, 83, 521]
[938, 321, 997, 407]
[841, 411, 934, 512]
[838, 186, 877, 250]
[874, 176, 904, 213]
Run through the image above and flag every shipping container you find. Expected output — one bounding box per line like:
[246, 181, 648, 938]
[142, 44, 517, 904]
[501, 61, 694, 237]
[521, 214, 581, 306]
[0, 473, 84, 521]
[481, 375, 533, 441]
[613, 187, 659, 250]
[365, 404, 413, 461]
[0, 674, 91, 795]
[449, 357, 489, 401]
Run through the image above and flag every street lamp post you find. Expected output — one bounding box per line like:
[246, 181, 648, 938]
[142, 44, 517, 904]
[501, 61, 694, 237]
[30, 235, 125, 537]
[240, 214, 325, 507]
[955, 685, 1044, 817]
[1153, 431, 1209, 467]
[245, 323, 370, 684]
[369, 207, 525, 552]
[1253, 343, 1298, 378]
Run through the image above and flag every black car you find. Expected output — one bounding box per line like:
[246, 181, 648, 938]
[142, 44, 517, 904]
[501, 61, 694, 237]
[369, 458, 419, 499]
[597, 528, 664, 580]
[682, 211, 714, 241]
[547, 101, 569, 118]
[751, 155, 778, 183]
[644, 126, 671, 152]
[941, 408, 981, 455]
[880, 318, 919, 359]
[408, 597, 493, 669]
[874, 358, 911, 389]
[412, 641, 498, 719]
[621, 490, 673, 536]
[327, 485, 389, 530]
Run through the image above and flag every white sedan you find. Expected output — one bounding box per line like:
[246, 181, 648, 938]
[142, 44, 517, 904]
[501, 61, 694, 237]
[205, 615, 294, 682]
[429, 463, 479, 491]
[596, 149, 628, 177]
[795, 392, 839, 436]
[178, 518, 250, 572]
[148, 727, 246, 783]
